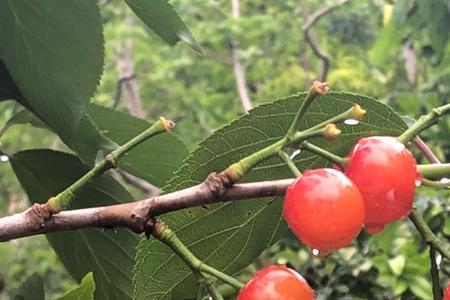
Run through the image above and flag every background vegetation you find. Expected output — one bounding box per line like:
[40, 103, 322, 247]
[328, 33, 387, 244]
[0, 0, 449, 299]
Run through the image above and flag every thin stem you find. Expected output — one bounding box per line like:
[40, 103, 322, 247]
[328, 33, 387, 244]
[422, 178, 450, 189]
[300, 141, 345, 167]
[278, 151, 301, 177]
[199, 264, 244, 289]
[430, 246, 442, 300]
[417, 164, 450, 180]
[397, 104, 450, 144]
[413, 137, 441, 164]
[153, 219, 244, 290]
[306, 103, 366, 133]
[286, 81, 329, 139]
[48, 118, 172, 212]
[205, 281, 225, 300]
[409, 210, 450, 261]
[227, 126, 333, 182]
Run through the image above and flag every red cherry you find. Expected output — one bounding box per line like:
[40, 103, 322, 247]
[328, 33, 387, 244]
[283, 168, 365, 252]
[344, 136, 417, 234]
[444, 283, 450, 300]
[236, 265, 315, 300]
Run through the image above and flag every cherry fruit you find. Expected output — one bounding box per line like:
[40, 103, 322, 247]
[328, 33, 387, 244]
[444, 283, 450, 300]
[344, 136, 417, 234]
[236, 265, 315, 300]
[283, 168, 365, 252]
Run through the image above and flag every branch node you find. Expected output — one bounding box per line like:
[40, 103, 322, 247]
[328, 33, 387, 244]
[351, 103, 367, 121]
[312, 80, 329, 95]
[205, 172, 234, 197]
[144, 217, 157, 239]
[26, 203, 53, 230]
[159, 117, 175, 132]
[324, 123, 341, 139]
[105, 154, 118, 168]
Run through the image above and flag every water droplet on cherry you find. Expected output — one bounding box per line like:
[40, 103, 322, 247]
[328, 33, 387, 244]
[311, 248, 331, 258]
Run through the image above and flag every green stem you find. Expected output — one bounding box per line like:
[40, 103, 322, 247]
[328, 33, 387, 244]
[153, 219, 244, 290]
[409, 210, 450, 261]
[300, 141, 346, 167]
[306, 103, 366, 133]
[286, 81, 328, 139]
[429, 246, 442, 300]
[48, 118, 172, 212]
[418, 163, 450, 180]
[278, 151, 301, 177]
[422, 178, 450, 189]
[227, 127, 331, 182]
[205, 281, 225, 300]
[200, 264, 244, 289]
[397, 103, 450, 144]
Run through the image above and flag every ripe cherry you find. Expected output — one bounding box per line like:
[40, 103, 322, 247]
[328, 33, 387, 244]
[344, 136, 417, 234]
[283, 168, 365, 252]
[236, 265, 315, 300]
[444, 283, 450, 300]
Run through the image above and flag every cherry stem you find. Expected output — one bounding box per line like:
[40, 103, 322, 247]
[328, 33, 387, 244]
[413, 137, 441, 164]
[417, 163, 450, 180]
[205, 282, 225, 300]
[304, 103, 366, 134]
[278, 151, 302, 177]
[409, 210, 450, 261]
[299, 141, 346, 167]
[286, 81, 328, 139]
[47, 118, 172, 212]
[422, 178, 450, 189]
[430, 246, 442, 300]
[152, 219, 244, 290]
[227, 126, 333, 182]
[397, 103, 450, 144]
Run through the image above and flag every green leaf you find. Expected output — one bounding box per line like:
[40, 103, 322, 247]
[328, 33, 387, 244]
[12, 273, 44, 300]
[387, 255, 406, 276]
[10, 150, 138, 300]
[393, 280, 408, 296]
[58, 272, 95, 300]
[0, 109, 47, 138]
[85, 104, 188, 187]
[0, 61, 22, 101]
[125, 0, 201, 52]
[0, 0, 104, 139]
[132, 92, 407, 299]
[2, 104, 188, 187]
[408, 276, 433, 300]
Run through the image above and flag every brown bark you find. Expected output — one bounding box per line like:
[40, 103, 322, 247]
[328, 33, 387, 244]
[0, 177, 293, 242]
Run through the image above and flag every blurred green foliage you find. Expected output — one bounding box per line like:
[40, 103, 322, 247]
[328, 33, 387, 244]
[0, 0, 449, 298]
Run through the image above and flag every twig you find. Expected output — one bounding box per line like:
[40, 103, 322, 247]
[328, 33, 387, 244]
[113, 170, 160, 197]
[113, 74, 137, 109]
[301, 0, 351, 81]
[152, 219, 244, 289]
[0, 178, 293, 242]
[397, 104, 450, 144]
[413, 137, 441, 164]
[430, 246, 442, 300]
[46, 118, 173, 212]
[409, 210, 450, 261]
[116, 15, 145, 118]
[229, 0, 252, 112]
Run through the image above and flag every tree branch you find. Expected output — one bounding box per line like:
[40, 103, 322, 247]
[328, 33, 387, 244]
[0, 178, 293, 242]
[301, 0, 351, 81]
[229, 0, 252, 112]
[116, 15, 145, 118]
